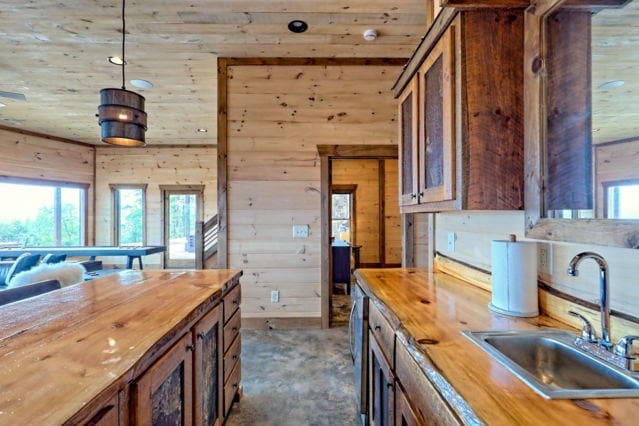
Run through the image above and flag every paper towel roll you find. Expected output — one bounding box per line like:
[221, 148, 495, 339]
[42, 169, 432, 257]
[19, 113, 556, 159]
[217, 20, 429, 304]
[489, 240, 539, 317]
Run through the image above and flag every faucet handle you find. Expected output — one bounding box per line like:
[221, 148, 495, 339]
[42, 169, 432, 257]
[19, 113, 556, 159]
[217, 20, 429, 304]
[568, 311, 597, 343]
[614, 335, 639, 358]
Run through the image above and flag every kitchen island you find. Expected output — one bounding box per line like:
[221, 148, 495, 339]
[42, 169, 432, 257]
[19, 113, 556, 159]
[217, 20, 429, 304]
[355, 268, 639, 425]
[0, 269, 242, 425]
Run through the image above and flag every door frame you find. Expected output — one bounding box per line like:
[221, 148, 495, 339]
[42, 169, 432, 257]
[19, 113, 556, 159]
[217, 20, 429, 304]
[160, 185, 205, 269]
[318, 145, 398, 328]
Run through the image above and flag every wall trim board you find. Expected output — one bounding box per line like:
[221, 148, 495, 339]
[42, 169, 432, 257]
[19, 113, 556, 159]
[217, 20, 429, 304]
[242, 317, 322, 330]
[217, 57, 229, 269]
[0, 124, 95, 148]
[319, 145, 399, 329]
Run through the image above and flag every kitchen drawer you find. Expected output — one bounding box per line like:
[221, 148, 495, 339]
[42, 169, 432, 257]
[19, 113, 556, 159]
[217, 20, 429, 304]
[224, 360, 241, 416]
[224, 284, 241, 324]
[224, 308, 241, 353]
[224, 333, 241, 384]
[369, 301, 395, 367]
[396, 340, 461, 426]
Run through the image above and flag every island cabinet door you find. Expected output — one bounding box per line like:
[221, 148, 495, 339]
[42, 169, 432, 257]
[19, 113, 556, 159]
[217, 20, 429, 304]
[395, 383, 421, 426]
[131, 333, 194, 425]
[369, 332, 395, 426]
[193, 304, 224, 426]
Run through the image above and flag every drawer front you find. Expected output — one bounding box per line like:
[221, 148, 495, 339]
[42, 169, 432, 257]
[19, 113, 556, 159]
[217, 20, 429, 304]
[224, 308, 241, 353]
[224, 361, 241, 416]
[369, 301, 395, 367]
[224, 333, 241, 384]
[224, 284, 241, 324]
[396, 340, 461, 426]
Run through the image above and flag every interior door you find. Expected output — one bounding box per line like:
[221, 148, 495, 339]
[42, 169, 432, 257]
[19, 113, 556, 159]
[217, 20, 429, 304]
[162, 187, 203, 269]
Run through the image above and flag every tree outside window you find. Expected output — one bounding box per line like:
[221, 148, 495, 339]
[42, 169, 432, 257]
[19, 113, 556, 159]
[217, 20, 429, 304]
[112, 185, 146, 246]
[0, 180, 86, 247]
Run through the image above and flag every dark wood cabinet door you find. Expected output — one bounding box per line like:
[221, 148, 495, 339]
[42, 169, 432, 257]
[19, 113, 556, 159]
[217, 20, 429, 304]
[132, 333, 193, 425]
[418, 25, 455, 204]
[398, 77, 420, 207]
[368, 331, 395, 426]
[194, 304, 224, 426]
[395, 383, 422, 426]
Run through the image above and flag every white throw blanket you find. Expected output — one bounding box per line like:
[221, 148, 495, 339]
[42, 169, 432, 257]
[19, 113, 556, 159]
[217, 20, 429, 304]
[9, 262, 86, 288]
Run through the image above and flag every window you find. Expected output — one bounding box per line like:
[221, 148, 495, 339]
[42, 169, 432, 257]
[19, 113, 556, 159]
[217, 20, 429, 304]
[111, 184, 146, 246]
[0, 179, 87, 246]
[605, 180, 639, 219]
[331, 188, 355, 243]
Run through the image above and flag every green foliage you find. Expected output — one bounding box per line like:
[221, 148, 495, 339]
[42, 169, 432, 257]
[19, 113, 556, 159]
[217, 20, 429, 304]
[0, 203, 81, 246]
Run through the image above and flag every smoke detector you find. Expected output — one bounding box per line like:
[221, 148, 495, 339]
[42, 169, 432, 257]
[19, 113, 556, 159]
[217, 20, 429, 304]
[363, 29, 377, 41]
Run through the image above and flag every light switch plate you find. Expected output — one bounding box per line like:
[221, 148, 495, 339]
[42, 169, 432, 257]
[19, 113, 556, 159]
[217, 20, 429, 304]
[538, 243, 553, 275]
[292, 225, 309, 238]
[271, 290, 280, 303]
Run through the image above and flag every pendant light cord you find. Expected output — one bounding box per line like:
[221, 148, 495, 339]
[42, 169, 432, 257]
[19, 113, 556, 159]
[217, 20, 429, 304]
[121, 0, 126, 90]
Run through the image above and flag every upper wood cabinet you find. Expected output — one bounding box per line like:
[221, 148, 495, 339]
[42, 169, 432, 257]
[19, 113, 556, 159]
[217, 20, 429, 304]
[396, 9, 525, 213]
[398, 78, 419, 206]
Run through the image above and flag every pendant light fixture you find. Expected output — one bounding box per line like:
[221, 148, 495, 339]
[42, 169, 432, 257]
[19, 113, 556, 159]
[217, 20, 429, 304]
[98, 0, 147, 147]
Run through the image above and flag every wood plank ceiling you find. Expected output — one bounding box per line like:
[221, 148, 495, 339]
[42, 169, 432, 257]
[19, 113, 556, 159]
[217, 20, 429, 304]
[0, 0, 426, 145]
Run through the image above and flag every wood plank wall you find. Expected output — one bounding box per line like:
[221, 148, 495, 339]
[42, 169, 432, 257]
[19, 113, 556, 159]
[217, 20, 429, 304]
[434, 211, 639, 320]
[384, 159, 401, 265]
[226, 64, 400, 323]
[332, 159, 380, 265]
[95, 146, 217, 268]
[0, 128, 95, 243]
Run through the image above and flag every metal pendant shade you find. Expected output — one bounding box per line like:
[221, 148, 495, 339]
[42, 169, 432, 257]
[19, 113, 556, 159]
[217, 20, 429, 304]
[98, 0, 147, 146]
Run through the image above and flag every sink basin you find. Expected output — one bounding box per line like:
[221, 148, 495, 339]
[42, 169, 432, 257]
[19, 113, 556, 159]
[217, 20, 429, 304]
[462, 329, 639, 399]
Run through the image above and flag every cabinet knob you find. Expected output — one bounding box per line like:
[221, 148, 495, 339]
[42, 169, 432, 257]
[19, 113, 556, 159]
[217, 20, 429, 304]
[232, 326, 238, 332]
[387, 382, 394, 389]
[374, 325, 381, 331]
[232, 354, 238, 360]
[419, 191, 424, 197]
[232, 299, 239, 305]
[196, 333, 204, 340]
[233, 383, 239, 388]
[411, 193, 417, 199]
[186, 344, 194, 352]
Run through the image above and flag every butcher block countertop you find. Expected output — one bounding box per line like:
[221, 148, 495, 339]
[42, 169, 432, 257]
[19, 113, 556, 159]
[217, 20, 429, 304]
[355, 268, 639, 425]
[0, 269, 241, 425]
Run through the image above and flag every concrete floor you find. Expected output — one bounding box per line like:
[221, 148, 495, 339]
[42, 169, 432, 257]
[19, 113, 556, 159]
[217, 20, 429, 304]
[225, 328, 358, 426]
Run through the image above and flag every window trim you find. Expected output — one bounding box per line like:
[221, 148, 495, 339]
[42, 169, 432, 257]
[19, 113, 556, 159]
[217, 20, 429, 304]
[110, 184, 148, 246]
[0, 176, 88, 246]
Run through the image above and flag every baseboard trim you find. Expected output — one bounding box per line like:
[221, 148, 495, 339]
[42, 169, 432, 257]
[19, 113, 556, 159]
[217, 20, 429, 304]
[242, 317, 322, 330]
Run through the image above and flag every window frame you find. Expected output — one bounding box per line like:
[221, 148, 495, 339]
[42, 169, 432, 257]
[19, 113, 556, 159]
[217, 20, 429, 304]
[331, 184, 357, 244]
[603, 178, 639, 220]
[110, 184, 148, 246]
[0, 176, 88, 246]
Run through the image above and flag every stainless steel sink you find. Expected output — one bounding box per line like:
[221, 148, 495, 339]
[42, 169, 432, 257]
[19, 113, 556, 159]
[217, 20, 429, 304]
[462, 329, 639, 399]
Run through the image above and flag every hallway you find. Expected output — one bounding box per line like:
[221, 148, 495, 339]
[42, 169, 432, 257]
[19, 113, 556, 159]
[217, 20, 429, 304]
[226, 328, 358, 426]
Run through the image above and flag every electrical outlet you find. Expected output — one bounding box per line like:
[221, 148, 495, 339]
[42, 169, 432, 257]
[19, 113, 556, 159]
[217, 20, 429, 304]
[292, 225, 309, 239]
[271, 290, 280, 303]
[447, 232, 456, 252]
[538, 243, 553, 275]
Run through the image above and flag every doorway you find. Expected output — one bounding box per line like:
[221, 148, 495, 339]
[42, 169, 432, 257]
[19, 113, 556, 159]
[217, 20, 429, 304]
[318, 145, 399, 328]
[161, 185, 204, 269]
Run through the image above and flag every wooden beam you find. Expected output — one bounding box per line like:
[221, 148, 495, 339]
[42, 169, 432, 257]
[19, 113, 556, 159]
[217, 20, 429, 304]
[440, 0, 530, 7]
[0, 124, 95, 148]
[378, 159, 386, 266]
[224, 58, 407, 67]
[217, 58, 229, 269]
[320, 153, 331, 329]
[401, 213, 415, 267]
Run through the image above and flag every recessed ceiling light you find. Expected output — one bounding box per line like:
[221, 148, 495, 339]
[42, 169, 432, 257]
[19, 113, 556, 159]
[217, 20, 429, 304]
[108, 56, 125, 65]
[197, 128, 208, 133]
[131, 79, 153, 89]
[288, 20, 308, 33]
[598, 80, 625, 90]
